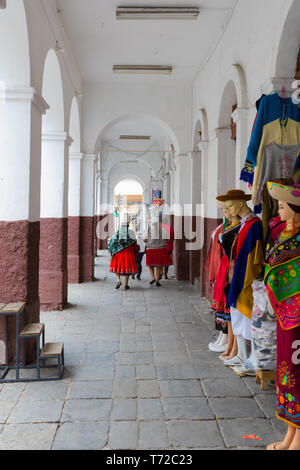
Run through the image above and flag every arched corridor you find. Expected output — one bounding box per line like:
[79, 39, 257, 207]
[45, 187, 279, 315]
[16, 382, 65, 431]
[1, 0, 300, 452]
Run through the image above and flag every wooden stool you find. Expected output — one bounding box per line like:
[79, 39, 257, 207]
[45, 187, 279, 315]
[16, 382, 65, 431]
[255, 370, 276, 390]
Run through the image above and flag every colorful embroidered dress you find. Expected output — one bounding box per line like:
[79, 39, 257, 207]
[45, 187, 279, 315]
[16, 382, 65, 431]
[240, 94, 300, 200]
[229, 213, 264, 319]
[265, 229, 300, 428]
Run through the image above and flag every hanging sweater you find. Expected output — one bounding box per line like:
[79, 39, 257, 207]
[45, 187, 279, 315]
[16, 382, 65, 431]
[240, 93, 300, 188]
[254, 142, 300, 206]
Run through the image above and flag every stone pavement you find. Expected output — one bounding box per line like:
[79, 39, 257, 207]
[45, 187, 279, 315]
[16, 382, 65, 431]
[0, 252, 285, 450]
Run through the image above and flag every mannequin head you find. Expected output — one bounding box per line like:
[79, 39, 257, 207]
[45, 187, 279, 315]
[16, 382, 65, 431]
[278, 200, 300, 225]
[226, 199, 249, 218]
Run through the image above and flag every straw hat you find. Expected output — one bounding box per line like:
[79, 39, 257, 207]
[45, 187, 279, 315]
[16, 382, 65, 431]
[267, 181, 300, 206]
[216, 190, 251, 202]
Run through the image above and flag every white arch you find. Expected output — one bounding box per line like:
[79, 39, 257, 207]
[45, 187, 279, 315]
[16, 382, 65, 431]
[114, 179, 144, 195]
[274, 0, 300, 78]
[218, 64, 248, 128]
[192, 108, 209, 147]
[94, 113, 180, 155]
[0, 0, 30, 87]
[112, 174, 146, 192]
[42, 49, 64, 132]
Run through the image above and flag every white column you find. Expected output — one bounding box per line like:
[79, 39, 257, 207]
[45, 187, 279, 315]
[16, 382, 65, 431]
[0, 88, 48, 222]
[232, 108, 249, 189]
[214, 127, 236, 198]
[81, 154, 96, 218]
[100, 172, 109, 213]
[41, 131, 72, 219]
[174, 155, 191, 207]
[68, 152, 83, 217]
[189, 150, 202, 210]
[198, 141, 209, 216]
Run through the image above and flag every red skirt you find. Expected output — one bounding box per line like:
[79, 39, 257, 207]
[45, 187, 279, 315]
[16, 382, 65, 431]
[146, 248, 172, 267]
[110, 245, 138, 275]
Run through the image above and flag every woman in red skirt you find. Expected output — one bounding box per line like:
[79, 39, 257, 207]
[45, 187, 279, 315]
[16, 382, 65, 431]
[108, 222, 138, 290]
[145, 219, 172, 287]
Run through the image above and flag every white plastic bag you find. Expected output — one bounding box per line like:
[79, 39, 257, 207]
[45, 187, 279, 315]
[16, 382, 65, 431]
[251, 280, 277, 370]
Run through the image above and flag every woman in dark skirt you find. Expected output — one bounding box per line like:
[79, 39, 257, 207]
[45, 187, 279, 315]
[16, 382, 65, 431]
[108, 222, 138, 290]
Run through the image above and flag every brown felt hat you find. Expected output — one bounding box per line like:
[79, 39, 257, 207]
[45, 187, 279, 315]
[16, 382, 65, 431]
[216, 190, 252, 202]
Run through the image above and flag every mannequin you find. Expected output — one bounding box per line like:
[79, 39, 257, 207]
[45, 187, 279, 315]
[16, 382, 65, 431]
[265, 181, 300, 451]
[217, 191, 264, 373]
[213, 207, 241, 359]
[206, 204, 229, 352]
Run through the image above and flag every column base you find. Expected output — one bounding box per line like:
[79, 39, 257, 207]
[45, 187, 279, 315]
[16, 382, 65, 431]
[40, 218, 68, 312]
[0, 220, 40, 364]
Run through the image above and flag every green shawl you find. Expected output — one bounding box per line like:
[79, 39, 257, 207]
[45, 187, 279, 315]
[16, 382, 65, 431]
[108, 226, 136, 256]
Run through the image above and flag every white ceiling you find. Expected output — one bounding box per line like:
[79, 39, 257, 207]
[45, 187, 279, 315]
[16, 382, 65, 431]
[56, 0, 236, 84]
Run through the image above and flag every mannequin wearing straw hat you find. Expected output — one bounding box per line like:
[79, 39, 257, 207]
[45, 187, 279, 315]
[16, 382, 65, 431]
[216, 191, 264, 373]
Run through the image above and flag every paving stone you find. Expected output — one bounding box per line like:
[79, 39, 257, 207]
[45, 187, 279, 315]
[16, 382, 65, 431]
[135, 352, 154, 364]
[61, 399, 112, 422]
[120, 341, 136, 353]
[136, 342, 153, 352]
[116, 365, 136, 379]
[0, 424, 58, 450]
[115, 353, 136, 364]
[113, 379, 138, 398]
[243, 376, 276, 395]
[139, 421, 168, 449]
[73, 364, 115, 381]
[68, 380, 113, 399]
[163, 397, 214, 420]
[255, 394, 277, 419]
[202, 377, 252, 398]
[111, 399, 137, 420]
[0, 383, 26, 401]
[159, 380, 203, 398]
[210, 398, 265, 419]
[167, 421, 224, 449]
[154, 351, 191, 364]
[136, 365, 157, 380]
[87, 340, 119, 353]
[8, 400, 64, 424]
[218, 418, 280, 448]
[52, 422, 109, 450]
[20, 382, 69, 401]
[108, 422, 138, 450]
[270, 417, 287, 439]
[138, 399, 164, 420]
[157, 364, 198, 380]
[194, 363, 235, 379]
[138, 381, 161, 398]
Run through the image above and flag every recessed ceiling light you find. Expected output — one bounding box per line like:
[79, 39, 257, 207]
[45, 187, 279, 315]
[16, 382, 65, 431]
[116, 6, 200, 20]
[119, 135, 151, 140]
[113, 65, 172, 75]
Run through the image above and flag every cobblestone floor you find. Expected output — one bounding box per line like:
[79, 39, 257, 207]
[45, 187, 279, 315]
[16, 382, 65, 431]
[0, 252, 286, 450]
